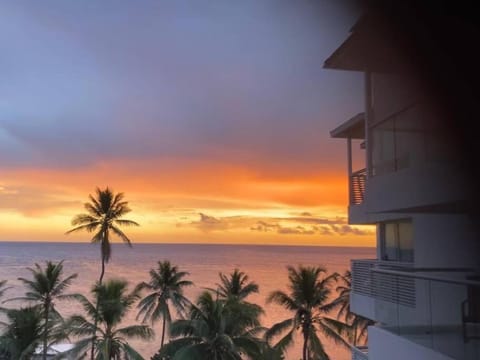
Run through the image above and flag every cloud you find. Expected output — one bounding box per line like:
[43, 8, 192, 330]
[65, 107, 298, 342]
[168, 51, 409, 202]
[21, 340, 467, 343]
[0, 185, 80, 217]
[182, 212, 373, 237]
[277, 226, 316, 235]
[0, 0, 362, 174]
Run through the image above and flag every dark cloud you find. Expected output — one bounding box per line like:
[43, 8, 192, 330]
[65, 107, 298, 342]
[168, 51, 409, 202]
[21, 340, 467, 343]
[0, 0, 362, 172]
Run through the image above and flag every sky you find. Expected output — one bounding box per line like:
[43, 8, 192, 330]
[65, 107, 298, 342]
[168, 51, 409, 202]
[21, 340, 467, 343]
[0, 0, 374, 246]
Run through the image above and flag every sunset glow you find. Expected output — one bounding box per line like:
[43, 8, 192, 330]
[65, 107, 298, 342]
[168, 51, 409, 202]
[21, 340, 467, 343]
[0, 1, 374, 246]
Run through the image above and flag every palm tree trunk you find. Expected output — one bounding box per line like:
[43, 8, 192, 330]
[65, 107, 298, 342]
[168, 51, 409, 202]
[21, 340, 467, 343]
[302, 329, 309, 360]
[99, 257, 106, 284]
[43, 303, 49, 360]
[90, 258, 105, 360]
[353, 322, 357, 347]
[161, 316, 167, 348]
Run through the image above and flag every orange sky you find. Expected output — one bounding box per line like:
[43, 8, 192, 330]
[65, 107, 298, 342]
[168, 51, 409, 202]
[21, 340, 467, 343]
[0, 158, 374, 246]
[0, 1, 374, 246]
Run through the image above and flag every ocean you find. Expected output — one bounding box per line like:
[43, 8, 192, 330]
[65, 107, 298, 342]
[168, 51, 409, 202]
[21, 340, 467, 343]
[0, 242, 375, 359]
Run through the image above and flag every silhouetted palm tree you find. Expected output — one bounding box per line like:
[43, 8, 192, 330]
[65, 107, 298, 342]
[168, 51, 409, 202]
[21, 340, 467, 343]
[212, 268, 263, 333]
[66, 187, 139, 284]
[136, 261, 193, 348]
[0, 281, 9, 299]
[266, 265, 349, 360]
[323, 271, 373, 346]
[0, 307, 43, 360]
[7, 261, 77, 360]
[156, 291, 261, 359]
[66, 279, 154, 359]
[0, 281, 11, 311]
[215, 268, 259, 301]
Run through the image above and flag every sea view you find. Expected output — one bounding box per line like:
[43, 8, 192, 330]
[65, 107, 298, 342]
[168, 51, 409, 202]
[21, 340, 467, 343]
[0, 242, 374, 359]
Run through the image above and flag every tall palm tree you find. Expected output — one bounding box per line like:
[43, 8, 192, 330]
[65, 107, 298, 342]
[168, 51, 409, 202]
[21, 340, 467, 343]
[136, 261, 193, 348]
[65, 279, 154, 359]
[0, 307, 43, 360]
[266, 265, 349, 360]
[155, 291, 261, 360]
[66, 187, 139, 284]
[323, 271, 373, 346]
[7, 261, 77, 360]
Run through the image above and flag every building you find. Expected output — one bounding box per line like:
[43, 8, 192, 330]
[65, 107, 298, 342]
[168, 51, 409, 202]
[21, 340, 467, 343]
[32, 344, 75, 359]
[327, 12, 480, 360]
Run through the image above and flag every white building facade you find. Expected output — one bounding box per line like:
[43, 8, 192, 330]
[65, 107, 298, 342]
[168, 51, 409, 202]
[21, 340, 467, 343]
[327, 14, 480, 360]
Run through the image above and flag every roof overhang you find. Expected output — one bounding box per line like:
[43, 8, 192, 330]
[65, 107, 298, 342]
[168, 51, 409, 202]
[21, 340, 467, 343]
[330, 112, 365, 139]
[323, 14, 405, 72]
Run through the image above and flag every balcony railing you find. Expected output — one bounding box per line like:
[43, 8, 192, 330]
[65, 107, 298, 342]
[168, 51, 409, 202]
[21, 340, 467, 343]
[351, 346, 368, 360]
[351, 260, 480, 359]
[350, 168, 366, 205]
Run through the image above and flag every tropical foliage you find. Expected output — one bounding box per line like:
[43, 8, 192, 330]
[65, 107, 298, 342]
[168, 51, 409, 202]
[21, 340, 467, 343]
[6, 261, 77, 360]
[66, 187, 139, 283]
[153, 291, 261, 360]
[323, 271, 374, 346]
[0, 307, 43, 360]
[136, 261, 193, 347]
[214, 268, 259, 301]
[0, 249, 366, 360]
[64, 279, 154, 359]
[266, 265, 350, 360]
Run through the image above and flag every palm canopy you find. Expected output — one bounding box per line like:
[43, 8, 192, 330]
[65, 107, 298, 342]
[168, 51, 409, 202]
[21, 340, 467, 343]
[266, 265, 349, 360]
[0, 280, 10, 299]
[0, 280, 11, 311]
[136, 261, 193, 347]
[6, 261, 77, 360]
[322, 270, 373, 346]
[156, 291, 261, 360]
[0, 307, 43, 360]
[65, 279, 154, 360]
[215, 269, 259, 301]
[11, 261, 78, 306]
[66, 187, 139, 266]
[210, 269, 263, 332]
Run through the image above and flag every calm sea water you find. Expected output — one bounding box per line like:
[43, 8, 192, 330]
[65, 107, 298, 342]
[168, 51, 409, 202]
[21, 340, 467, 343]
[0, 242, 375, 359]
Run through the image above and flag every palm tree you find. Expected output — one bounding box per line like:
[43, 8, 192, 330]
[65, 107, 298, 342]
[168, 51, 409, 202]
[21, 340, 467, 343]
[266, 265, 349, 360]
[0, 307, 43, 360]
[323, 271, 373, 346]
[215, 269, 259, 301]
[136, 261, 193, 348]
[156, 291, 261, 359]
[65, 279, 154, 359]
[0, 281, 10, 299]
[6, 261, 77, 360]
[66, 187, 139, 284]
[0, 281, 11, 311]
[211, 269, 263, 333]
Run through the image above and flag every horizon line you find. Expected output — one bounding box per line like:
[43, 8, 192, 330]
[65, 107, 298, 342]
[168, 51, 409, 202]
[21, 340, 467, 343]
[0, 240, 374, 248]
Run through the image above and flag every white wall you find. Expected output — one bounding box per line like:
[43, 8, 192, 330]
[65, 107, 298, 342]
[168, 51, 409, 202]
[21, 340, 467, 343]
[368, 326, 455, 360]
[414, 214, 479, 269]
[365, 163, 468, 215]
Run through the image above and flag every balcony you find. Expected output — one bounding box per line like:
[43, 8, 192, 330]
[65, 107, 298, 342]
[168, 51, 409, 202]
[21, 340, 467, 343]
[351, 260, 480, 359]
[330, 113, 368, 223]
[350, 168, 367, 205]
[352, 345, 368, 360]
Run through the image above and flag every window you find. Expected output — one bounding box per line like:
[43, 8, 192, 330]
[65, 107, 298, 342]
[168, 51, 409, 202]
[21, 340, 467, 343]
[381, 220, 414, 263]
